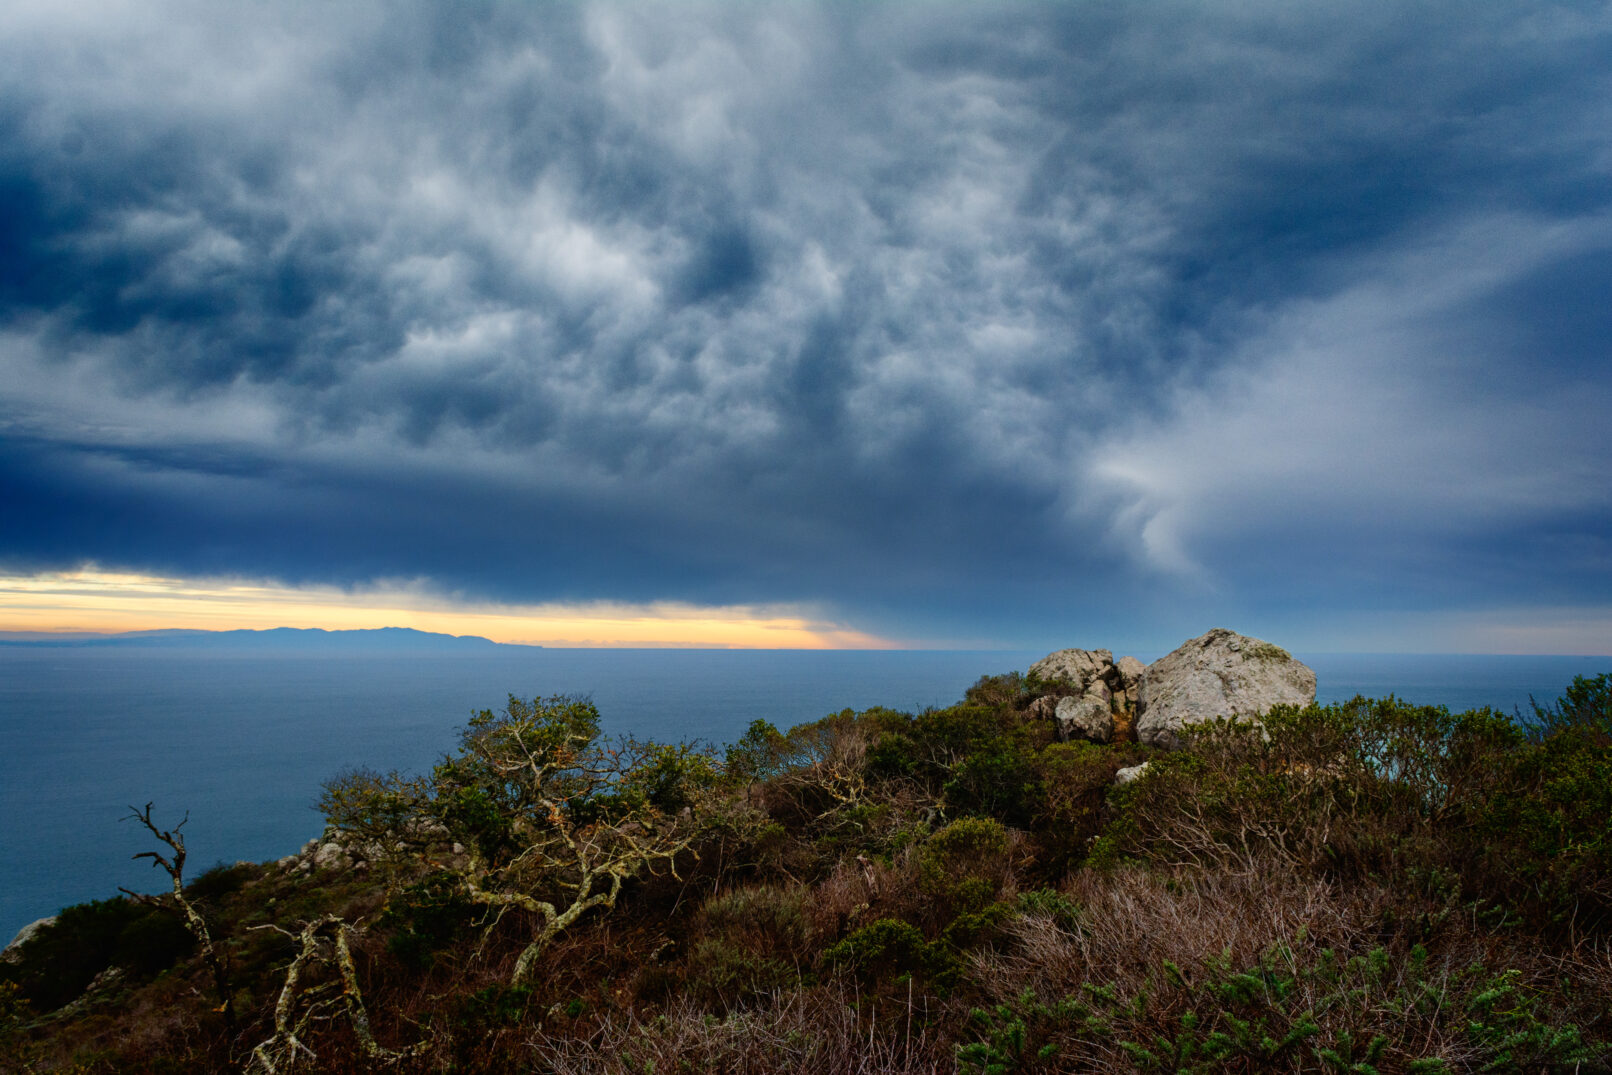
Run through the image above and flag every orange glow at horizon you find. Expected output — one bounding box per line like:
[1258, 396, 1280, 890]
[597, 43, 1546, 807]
[0, 569, 897, 649]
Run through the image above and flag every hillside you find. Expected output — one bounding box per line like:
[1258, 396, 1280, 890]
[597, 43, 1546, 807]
[3, 642, 1610, 1073]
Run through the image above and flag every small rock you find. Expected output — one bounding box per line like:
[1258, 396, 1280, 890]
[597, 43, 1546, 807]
[1115, 763, 1151, 784]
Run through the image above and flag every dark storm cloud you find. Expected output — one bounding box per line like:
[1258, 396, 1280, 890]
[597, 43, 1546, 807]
[3, 1, 1611, 646]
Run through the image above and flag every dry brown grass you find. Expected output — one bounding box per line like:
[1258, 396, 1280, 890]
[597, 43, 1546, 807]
[964, 858, 1612, 1072]
[529, 982, 954, 1075]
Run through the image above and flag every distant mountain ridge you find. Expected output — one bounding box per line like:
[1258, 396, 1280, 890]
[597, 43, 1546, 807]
[0, 627, 539, 650]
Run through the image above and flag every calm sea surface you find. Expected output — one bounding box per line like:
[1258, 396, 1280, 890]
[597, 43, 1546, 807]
[2, 647, 1606, 940]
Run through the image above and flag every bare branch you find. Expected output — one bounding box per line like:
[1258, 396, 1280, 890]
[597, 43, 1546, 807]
[122, 802, 235, 1033]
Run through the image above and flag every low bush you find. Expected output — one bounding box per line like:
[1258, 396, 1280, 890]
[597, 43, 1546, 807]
[0, 898, 193, 1011]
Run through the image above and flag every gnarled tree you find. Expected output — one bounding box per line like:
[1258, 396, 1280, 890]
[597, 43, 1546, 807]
[320, 695, 718, 985]
[246, 916, 426, 1074]
[120, 803, 235, 1032]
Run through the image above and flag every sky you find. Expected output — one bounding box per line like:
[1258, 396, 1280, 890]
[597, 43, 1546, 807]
[2, 2, 1610, 653]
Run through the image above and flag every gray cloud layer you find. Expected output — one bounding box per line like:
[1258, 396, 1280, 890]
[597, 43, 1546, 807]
[3, 2, 1611, 647]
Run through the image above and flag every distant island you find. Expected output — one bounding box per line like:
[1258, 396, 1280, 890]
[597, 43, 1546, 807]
[0, 626, 539, 651]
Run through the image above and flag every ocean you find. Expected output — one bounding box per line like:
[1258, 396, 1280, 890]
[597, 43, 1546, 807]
[2, 647, 1606, 941]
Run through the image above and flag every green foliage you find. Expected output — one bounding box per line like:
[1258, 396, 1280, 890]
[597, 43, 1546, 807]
[964, 672, 1037, 710]
[0, 898, 193, 1011]
[379, 872, 476, 970]
[943, 742, 1041, 826]
[724, 718, 789, 784]
[919, 817, 1011, 915]
[1095, 694, 1612, 927]
[1520, 671, 1612, 742]
[1016, 888, 1082, 933]
[685, 885, 813, 1002]
[865, 731, 918, 780]
[958, 942, 1599, 1074]
[1029, 741, 1114, 872]
[822, 918, 933, 982]
[183, 861, 255, 906]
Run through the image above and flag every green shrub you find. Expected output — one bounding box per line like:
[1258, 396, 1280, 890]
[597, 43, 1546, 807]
[964, 672, 1036, 710]
[944, 744, 1041, 826]
[959, 942, 1600, 1073]
[1030, 741, 1115, 872]
[822, 918, 931, 982]
[1016, 888, 1082, 933]
[184, 861, 255, 906]
[379, 871, 476, 970]
[1520, 671, 1612, 743]
[1, 898, 193, 1011]
[1472, 720, 1612, 927]
[920, 817, 1011, 915]
[1089, 694, 1612, 926]
[725, 718, 789, 784]
[866, 731, 918, 780]
[684, 884, 814, 1002]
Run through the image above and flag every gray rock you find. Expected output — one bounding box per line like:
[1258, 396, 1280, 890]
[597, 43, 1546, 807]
[1030, 648, 1114, 691]
[1055, 694, 1114, 743]
[1135, 628, 1315, 749]
[1115, 762, 1151, 784]
[1026, 695, 1060, 721]
[1112, 655, 1146, 708]
[3, 916, 55, 962]
[313, 841, 351, 871]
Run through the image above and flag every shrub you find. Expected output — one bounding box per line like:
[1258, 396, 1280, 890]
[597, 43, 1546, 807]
[1520, 671, 1612, 743]
[379, 871, 477, 970]
[822, 918, 932, 982]
[919, 817, 1012, 917]
[184, 861, 255, 906]
[959, 942, 1600, 1073]
[1, 898, 193, 1011]
[685, 885, 814, 1003]
[1029, 741, 1115, 873]
[944, 744, 1041, 827]
[1472, 719, 1612, 927]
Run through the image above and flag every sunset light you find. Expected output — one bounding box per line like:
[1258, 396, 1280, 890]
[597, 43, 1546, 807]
[0, 569, 894, 649]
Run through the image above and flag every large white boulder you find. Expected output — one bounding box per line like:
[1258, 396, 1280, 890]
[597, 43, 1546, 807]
[1136, 628, 1316, 749]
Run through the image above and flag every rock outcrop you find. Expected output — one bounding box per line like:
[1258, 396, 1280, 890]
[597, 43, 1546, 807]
[1135, 628, 1315, 749]
[1027, 647, 1145, 743]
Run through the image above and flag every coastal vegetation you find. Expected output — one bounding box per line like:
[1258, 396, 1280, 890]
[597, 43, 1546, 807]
[3, 673, 1610, 1073]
